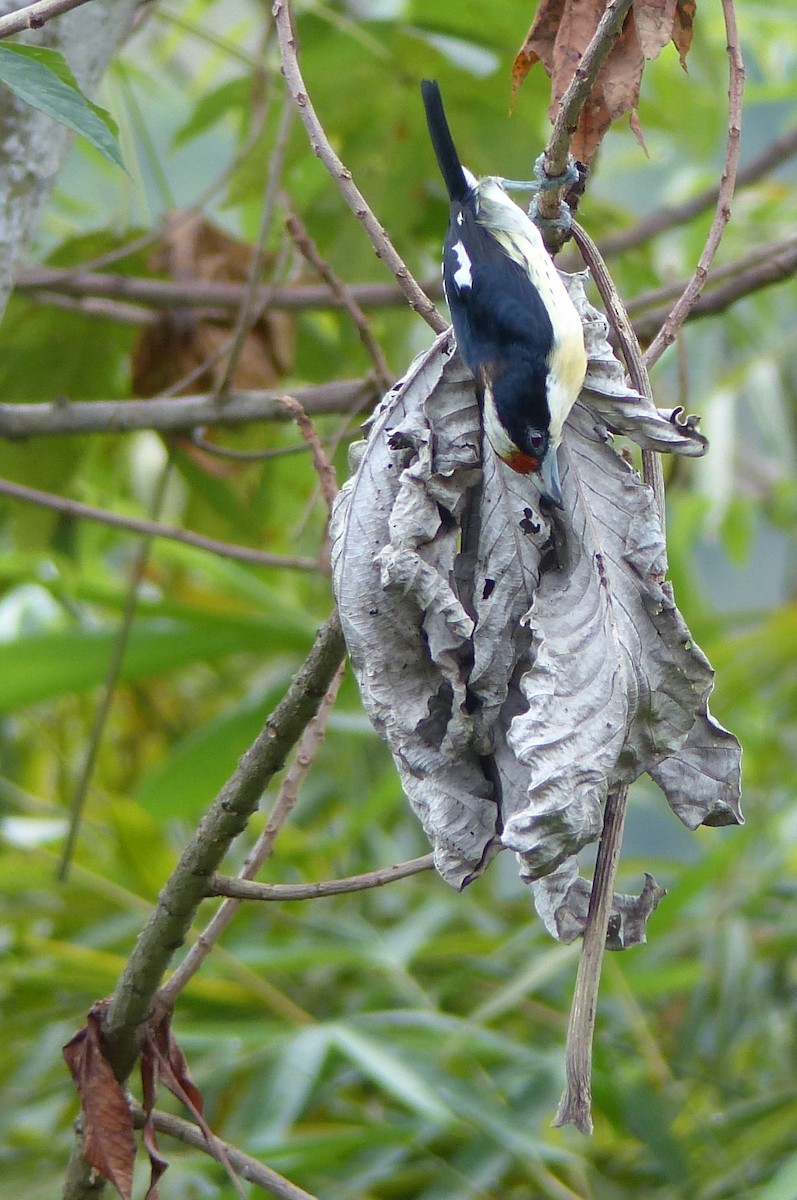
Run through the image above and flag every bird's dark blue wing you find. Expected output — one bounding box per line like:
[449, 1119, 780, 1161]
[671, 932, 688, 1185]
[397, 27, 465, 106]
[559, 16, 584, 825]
[443, 205, 554, 373]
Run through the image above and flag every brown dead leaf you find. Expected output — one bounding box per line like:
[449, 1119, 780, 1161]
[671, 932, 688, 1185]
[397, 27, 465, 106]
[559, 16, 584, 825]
[673, 0, 697, 69]
[63, 1001, 136, 1200]
[511, 0, 566, 104]
[131, 212, 295, 474]
[512, 0, 698, 163]
[635, 0, 678, 59]
[141, 1010, 242, 1198]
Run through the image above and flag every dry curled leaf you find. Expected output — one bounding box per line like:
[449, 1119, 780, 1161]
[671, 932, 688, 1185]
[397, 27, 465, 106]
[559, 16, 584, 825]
[63, 1001, 136, 1200]
[513, 0, 697, 162]
[132, 212, 295, 475]
[331, 275, 742, 946]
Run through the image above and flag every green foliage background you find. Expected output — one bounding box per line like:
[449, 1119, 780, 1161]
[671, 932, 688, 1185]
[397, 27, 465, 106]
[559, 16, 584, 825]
[1, 2, 797, 1198]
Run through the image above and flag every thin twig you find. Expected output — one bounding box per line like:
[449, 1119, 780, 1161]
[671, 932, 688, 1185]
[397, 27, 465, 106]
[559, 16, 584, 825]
[571, 220, 665, 519]
[538, 0, 635, 237]
[0, 378, 377, 439]
[215, 99, 295, 401]
[0, 0, 90, 37]
[0, 477, 319, 570]
[600, 124, 797, 257]
[632, 238, 797, 343]
[279, 395, 338, 514]
[210, 853, 435, 900]
[553, 786, 629, 1134]
[644, 0, 745, 367]
[157, 660, 345, 1010]
[57, 458, 174, 881]
[626, 236, 797, 315]
[286, 209, 393, 391]
[273, 0, 446, 333]
[129, 1104, 318, 1200]
[14, 267, 444, 313]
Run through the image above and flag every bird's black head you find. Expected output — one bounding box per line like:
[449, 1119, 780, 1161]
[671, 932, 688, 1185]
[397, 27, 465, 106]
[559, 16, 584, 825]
[482, 353, 551, 474]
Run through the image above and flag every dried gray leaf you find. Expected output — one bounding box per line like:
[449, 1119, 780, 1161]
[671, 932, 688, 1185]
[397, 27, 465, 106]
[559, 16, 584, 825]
[330, 335, 499, 889]
[331, 279, 742, 945]
[528, 857, 667, 948]
[571, 275, 708, 457]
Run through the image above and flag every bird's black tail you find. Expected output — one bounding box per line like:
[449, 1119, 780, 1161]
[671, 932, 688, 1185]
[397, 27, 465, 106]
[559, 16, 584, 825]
[421, 79, 470, 203]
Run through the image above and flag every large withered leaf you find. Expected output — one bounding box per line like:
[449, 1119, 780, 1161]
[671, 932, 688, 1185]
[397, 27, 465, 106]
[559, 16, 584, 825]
[332, 275, 742, 943]
[331, 336, 499, 889]
[513, 1, 696, 163]
[63, 1002, 136, 1200]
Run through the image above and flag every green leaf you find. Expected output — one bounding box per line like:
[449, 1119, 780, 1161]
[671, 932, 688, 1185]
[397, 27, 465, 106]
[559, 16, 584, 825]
[0, 617, 310, 711]
[0, 43, 124, 168]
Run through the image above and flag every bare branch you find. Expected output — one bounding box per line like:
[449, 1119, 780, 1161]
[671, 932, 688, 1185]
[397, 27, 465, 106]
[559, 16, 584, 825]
[0, 477, 319, 570]
[130, 1105, 318, 1200]
[211, 854, 435, 900]
[286, 209, 393, 391]
[273, 0, 446, 333]
[571, 220, 665, 519]
[600, 125, 797, 257]
[215, 98, 295, 401]
[644, 0, 745, 367]
[538, 0, 635, 237]
[0, 0, 92, 39]
[0, 378, 377, 438]
[279, 395, 338, 515]
[157, 660, 345, 1010]
[632, 237, 797, 342]
[553, 786, 630, 1134]
[14, 267, 444, 314]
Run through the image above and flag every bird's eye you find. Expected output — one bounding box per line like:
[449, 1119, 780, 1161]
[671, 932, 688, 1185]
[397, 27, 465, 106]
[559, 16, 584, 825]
[529, 433, 544, 448]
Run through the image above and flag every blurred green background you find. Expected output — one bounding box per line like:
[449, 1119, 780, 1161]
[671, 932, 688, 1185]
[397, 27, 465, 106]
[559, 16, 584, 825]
[1, 1, 796, 1197]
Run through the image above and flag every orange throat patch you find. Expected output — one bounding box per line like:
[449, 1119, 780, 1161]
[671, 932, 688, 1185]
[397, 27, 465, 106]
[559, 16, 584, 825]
[502, 449, 540, 475]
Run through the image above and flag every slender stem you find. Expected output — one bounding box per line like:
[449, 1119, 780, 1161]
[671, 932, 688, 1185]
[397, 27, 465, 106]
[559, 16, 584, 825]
[553, 786, 630, 1134]
[157, 661, 345, 1010]
[286, 209, 392, 391]
[273, 0, 446, 332]
[644, 0, 745, 367]
[129, 1105, 318, 1200]
[0, 477, 318, 571]
[0, 378, 377, 439]
[0, 0, 91, 38]
[57, 459, 174, 880]
[215, 99, 295, 401]
[211, 853, 435, 900]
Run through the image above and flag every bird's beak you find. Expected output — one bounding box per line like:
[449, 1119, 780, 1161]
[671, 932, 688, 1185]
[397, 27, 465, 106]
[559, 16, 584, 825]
[539, 448, 564, 509]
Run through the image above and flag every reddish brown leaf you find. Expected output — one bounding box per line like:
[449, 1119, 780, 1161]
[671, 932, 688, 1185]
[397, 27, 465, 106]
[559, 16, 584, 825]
[512, 0, 566, 102]
[63, 1002, 136, 1200]
[512, 0, 696, 164]
[635, 0, 678, 59]
[673, 0, 697, 70]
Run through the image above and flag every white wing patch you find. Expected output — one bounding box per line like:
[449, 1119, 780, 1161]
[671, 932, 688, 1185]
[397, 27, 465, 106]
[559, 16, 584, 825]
[450, 240, 472, 291]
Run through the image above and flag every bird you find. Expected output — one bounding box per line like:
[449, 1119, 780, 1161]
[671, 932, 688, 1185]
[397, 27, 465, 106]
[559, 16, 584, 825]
[420, 79, 587, 508]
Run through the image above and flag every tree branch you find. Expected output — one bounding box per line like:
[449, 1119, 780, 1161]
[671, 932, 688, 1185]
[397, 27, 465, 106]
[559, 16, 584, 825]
[553, 786, 630, 1134]
[157, 659, 345, 1010]
[13, 267, 444, 314]
[0, 477, 319, 570]
[632, 237, 797, 342]
[0, 0, 93, 39]
[130, 1105, 318, 1200]
[600, 124, 797, 257]
[644, 0, 745, 367]
[210, 854, 435, 901]
[0, 378, 377, 438]
[538, 0, 635, 238]
[272, 0, 446, 333]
